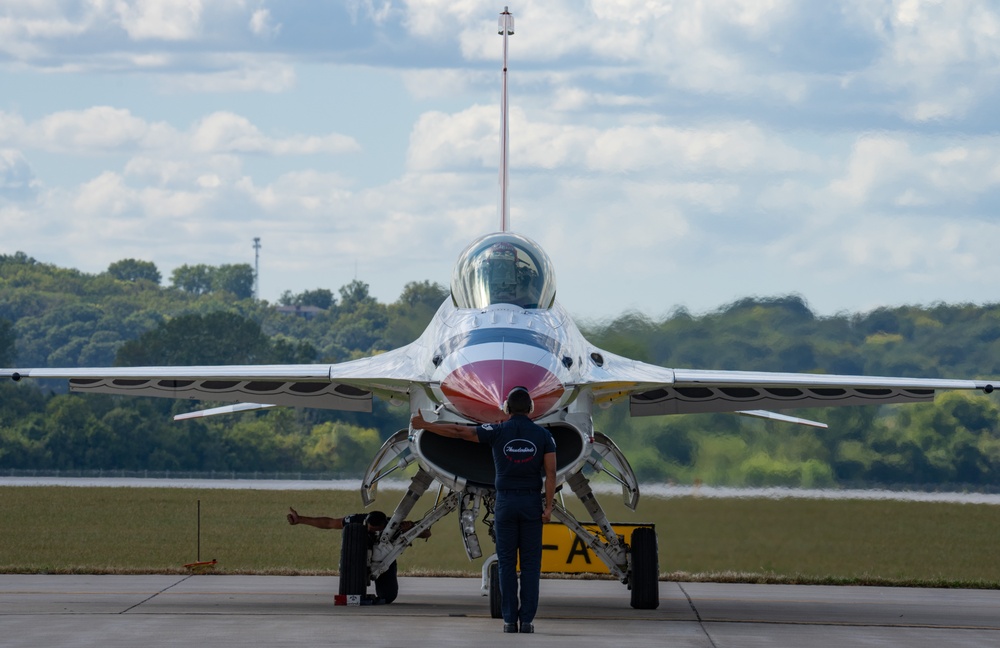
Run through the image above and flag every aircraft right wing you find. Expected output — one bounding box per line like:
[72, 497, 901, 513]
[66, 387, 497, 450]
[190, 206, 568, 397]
[575, 349, 997, 418]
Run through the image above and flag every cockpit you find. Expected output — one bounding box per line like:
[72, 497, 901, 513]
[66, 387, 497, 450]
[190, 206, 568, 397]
[451, 232, 557, 310]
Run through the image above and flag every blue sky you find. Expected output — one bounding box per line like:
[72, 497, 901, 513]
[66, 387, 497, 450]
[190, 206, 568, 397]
[2, 1, 1000, 322]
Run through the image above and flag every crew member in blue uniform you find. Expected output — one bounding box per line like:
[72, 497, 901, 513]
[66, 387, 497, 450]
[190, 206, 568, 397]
[411, 386, 556, 633]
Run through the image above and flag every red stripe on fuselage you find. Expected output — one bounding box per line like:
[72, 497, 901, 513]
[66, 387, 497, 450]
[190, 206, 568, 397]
[441, 359, 564, 423]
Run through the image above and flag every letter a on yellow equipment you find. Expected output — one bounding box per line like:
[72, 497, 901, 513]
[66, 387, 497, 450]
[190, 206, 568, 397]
[540, 523, 653, 574]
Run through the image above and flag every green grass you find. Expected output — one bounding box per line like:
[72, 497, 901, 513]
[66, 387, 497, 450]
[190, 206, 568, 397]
[1, 486, 998, 588]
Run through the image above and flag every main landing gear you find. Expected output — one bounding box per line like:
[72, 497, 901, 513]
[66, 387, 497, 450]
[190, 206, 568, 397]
[348, 427, 660, 609]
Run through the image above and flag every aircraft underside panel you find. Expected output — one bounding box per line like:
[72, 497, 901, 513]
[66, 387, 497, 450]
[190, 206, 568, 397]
[67, 378, 373, 412]
[630, 385, 936, 417]
[414, 422, 588, 490]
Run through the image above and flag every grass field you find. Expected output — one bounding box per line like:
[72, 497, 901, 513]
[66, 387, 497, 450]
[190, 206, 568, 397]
[1, 486, 998, 587]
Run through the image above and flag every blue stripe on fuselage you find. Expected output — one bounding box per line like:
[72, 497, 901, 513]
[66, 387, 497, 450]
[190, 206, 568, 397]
[435, 327, 562, 359]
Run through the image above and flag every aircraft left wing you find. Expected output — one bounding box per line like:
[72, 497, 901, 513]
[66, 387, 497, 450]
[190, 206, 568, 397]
[577, 349, 997, 417]
[0, 343, 427, 414]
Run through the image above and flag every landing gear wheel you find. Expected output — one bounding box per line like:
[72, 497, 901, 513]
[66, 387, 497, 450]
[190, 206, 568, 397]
[629, 526, 659, 609]
[338, 522, 369, 596]
[488, 562, 502, 619]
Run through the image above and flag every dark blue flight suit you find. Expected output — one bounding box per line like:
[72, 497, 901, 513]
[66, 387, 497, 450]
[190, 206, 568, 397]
[343, 513, 398, 604]
[476, 414, 556, 627]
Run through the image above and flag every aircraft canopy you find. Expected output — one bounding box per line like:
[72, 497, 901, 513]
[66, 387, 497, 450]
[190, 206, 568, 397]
[451, 232, 556, 310]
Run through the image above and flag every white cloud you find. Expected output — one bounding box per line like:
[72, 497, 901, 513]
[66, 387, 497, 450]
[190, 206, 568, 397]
[3, 1, 1000, 320]
[348, 0, 395, 26]
[24, 106, 169, 152]
[249, 8, 280, 39]
[191, 112, 360, 155]
[5, 107, 358, 158]
[73, 171, 133, 216]
[407, 105, 497, 171]
[196, 173, 220, 189]
[0, 112, 28, 144]
[828, 133, 1000, 209]
[549, 86, 651, 111]
[440, 0, 810, 102]
[816, 216, 985, 279]
[135, 184, 209, 218]
[112, 0, 205, 41]
[123, 153, 242, 186]
[401, 0, 484, 39]
[2, 0, 997, 125]
[584, 122, 814, 174]
[161, 60, 297, 93]
[401, 68, 487, 100]
[0, 149, 39, 198]
[238, 170, 354, 214]
[395, 1, 1000, 121]
[0, 1, 93, 59]
[844, 0, 1000, 121]
[191, 112, 270, 153]
[408, 104, 819, 175]
[0, 0, 279, 84]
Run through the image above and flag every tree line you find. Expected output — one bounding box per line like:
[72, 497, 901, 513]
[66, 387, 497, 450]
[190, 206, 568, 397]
[583, 297, 1000, 488]
[1, 252, 999, 487]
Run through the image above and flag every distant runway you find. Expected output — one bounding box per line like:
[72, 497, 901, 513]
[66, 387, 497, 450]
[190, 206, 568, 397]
[5, 476, 1000, 505]
[1, 575, 997, 647]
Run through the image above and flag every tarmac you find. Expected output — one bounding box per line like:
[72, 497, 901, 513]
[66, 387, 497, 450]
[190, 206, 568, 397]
[1, 574, 998, 647]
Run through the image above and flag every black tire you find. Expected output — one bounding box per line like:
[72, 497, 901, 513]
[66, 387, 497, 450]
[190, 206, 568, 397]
[488, 562, 502, 619]
[629, 527, 659, 610]
[338, 522, 369, 596]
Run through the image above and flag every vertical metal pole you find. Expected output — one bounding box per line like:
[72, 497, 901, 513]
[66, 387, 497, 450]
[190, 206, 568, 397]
[498, 7, 514, 232]
[197, 499, 201, 562]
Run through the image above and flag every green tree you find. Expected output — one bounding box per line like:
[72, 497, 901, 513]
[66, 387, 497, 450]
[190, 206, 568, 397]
[40, 395, 106, 469]
[270, 336, 319, 364]
[213, 264, 254, 300]
[99, 406, 151, 470]
[333, 303, 388, 354]
[218, 410, 304, 472]
[303, 421, 382, 474]
[115, 311, 273, 366]
[397, 281, 448, 309]
[338, 280, 376, 312]
[278, 288, 337, 310]
[0, 318, 14, 366]
[280, 288, 335, 310]
[384, 281, 447, 347]
[0, 251, 38, 273]
[107, 259, 161, 284]
[170, 264, 214, 295]
[299, 288, 334, 309]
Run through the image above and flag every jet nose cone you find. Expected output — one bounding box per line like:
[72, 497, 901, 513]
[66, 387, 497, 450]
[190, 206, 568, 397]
[441, 359, 564, 423]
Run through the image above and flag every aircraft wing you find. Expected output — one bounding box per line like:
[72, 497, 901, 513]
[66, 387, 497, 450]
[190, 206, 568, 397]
[0, 343, 426, 413]
[578, 350, 997, 417]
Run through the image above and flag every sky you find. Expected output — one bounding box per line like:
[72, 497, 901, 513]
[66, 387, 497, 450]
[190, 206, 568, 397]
[2, 0, 1000, 323]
